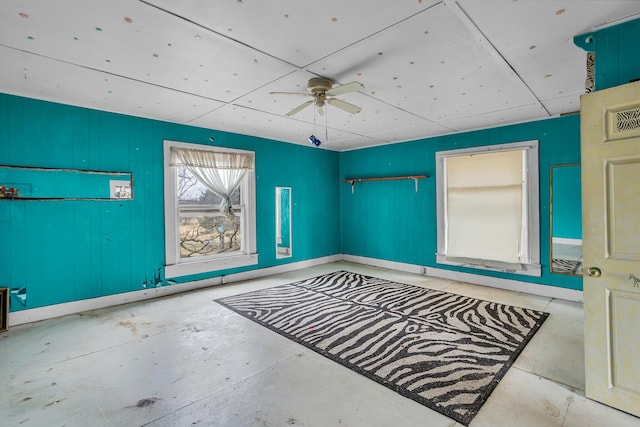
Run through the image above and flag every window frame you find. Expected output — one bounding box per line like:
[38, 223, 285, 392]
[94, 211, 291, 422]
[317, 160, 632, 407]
[163, 140, 258, 279]
[435, 140, 541, 277]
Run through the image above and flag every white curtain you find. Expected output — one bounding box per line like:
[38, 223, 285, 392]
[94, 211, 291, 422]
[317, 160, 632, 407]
[446, 150, 524, 263]
[170, 148, 254, 216]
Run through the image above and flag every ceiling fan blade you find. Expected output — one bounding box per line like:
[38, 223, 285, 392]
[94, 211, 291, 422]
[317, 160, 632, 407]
[326, 98, 362, 114]
[270, 91, 311, 97]
[286, 100, 314, 116]
[326, 81, 365, 96]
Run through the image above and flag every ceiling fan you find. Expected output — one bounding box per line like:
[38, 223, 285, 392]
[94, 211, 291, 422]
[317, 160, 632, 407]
[271, 77, 365, 117]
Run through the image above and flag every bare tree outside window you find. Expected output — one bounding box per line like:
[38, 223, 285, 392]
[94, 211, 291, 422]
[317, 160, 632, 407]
[177, 167, 242, 258]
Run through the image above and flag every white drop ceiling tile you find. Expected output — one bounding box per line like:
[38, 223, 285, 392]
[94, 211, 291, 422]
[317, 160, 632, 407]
[542, 93, 583, 117]
[0, 47, 224, 123]
[190, 103, 359, 149]
[234, 71, 400, 138]
[457, 0, 640, 103]
[512, 39, 590, 102]
[325, 135, 390, 151]
[266, 96, 366, 131]
[440, 103, 549, 133]
[308, 2, 539, 123]
[458, 0, 640, 55]
[145, 0, 441, 68]
[236, 71, 448, 146]
[367, 118, 454, 144]
[0, 0, 296, 103]
[256, 92, 411, 136]
[233, 70, 320, 116]
[190, 104, 289, 140]
[318, 132, 381, 152]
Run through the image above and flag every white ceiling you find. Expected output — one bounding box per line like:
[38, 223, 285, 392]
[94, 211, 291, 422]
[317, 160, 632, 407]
[1, 1, 639, 151]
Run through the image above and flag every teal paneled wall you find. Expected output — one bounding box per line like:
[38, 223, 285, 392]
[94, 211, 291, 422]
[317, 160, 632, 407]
[575, 18, 640, 90]
[0, 94, 340, 311]
[340, 115, 583, 290]
[4, 17, 636, 312]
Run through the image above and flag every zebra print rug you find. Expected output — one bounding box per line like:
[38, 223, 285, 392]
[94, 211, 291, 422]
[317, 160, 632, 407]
[215, 271, 548, 425]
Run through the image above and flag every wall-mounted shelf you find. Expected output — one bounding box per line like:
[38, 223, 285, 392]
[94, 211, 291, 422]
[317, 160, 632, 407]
[341, 175, 429, 193]
[0, 165, 133, 200]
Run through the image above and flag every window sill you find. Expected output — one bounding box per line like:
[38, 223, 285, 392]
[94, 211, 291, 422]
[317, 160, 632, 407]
[436, 254, 541, 277]
[165, 253, 259, 279]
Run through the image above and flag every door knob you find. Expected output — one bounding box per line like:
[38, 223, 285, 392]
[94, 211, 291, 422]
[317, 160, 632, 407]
[587, 267, 602, 278]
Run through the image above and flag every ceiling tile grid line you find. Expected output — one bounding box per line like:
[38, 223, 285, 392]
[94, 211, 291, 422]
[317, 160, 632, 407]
[1, 43, 230, 104]
[138, 0, 302, 70]
[444, 0, 551, 117]
[301, 1, 444, 72]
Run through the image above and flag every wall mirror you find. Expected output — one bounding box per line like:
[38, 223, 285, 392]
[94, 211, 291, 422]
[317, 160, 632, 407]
[550, 164, 583, 275]
[275, 186, 292, 258]
[0, 165, 132, 200]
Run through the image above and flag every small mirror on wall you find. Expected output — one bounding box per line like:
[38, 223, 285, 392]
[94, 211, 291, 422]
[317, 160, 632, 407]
[276, 187, 292, 259]
[550, 164, 583, 275]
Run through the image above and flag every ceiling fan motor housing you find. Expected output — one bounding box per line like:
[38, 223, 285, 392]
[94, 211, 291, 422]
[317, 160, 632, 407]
[308, 78, 333, 95]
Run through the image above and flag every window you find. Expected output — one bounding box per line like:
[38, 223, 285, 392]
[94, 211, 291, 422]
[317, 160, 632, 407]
[435, 141, 540, 276]
[164, 141, 258, 278]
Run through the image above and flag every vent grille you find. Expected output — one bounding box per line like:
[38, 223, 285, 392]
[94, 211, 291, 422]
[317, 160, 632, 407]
[616, 108, 640, 132]
[607, 104, 640, 141]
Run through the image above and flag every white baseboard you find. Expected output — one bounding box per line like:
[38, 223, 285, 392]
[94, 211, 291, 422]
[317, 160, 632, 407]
[342, 254, 583, 302]
[8, 252, 582, 327]
[8, 254, 342, 327]
[552, 237, 582, 246]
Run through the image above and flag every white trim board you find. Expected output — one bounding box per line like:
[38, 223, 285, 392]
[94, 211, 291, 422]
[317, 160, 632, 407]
[552, 237, 582, 246]
[342, 254, 583, 302]
[8, 254, 341, 327]
[8, 252, 582, 327]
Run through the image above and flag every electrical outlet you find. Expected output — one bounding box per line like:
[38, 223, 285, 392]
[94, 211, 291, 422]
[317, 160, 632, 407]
[222, 275, 228, 284]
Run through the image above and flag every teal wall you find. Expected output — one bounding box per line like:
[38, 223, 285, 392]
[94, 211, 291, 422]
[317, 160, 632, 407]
[0, 94, 340, 312]
[575, 18, 640, 90]
[339, 17, 640, 293]
[3, 17, 639, 312]
[340, 115, 583, 291]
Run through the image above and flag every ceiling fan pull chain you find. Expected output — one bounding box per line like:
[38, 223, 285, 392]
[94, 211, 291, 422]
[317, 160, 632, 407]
[325, 106, 329, 145]
[313, 104, 317, 135]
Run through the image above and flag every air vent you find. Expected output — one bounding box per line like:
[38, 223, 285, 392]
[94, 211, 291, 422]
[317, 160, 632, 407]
[606, 104, 640, 141]
[616, 107, 640, 132]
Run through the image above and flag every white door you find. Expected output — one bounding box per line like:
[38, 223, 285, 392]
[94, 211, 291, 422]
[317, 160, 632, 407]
[581, 80, 640, 416]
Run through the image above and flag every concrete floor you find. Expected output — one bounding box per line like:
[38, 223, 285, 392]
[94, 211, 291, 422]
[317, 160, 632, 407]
[2, 261, 639, 427]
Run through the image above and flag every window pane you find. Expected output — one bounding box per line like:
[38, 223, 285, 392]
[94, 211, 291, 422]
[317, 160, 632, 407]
[447, 185, 522, 262]
[179, 211, 242, 259]
[446, 150, 524, 263]
[178, 167, 220, 205]
[177, 166, 241, 207]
